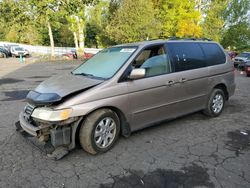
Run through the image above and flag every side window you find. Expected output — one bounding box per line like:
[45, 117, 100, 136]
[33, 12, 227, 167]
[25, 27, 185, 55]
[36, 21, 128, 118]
[168, 43, 206, 72]
[132, 45, 171, 77]
[200, 43, 226, 66]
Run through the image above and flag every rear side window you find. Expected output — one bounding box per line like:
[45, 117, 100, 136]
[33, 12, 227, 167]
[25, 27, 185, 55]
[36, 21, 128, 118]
[168, 43, 206, 72]
[200, 43, 226, 66]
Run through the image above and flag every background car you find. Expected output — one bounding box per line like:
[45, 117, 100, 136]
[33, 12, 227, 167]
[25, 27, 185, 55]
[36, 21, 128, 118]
[227, 51, 238, 59]
[0, 47, 9, 58]
[234, 52, 250, 70]
[10, 46, 30, 57]
[62, 50, 94, 60]
[62, 50, 78, 59]
[245, 62, 250, 77]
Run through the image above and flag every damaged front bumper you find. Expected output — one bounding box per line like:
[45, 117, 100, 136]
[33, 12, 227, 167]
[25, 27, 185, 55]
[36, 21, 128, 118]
[16, 112, 82, 160]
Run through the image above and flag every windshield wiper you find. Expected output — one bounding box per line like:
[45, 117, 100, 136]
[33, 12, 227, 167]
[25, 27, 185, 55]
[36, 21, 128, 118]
[72, 72, 106, 80]
[73, 72, 94, 77]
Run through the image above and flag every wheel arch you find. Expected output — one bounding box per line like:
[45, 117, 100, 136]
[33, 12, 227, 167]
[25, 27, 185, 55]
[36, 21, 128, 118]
[214, 83, 229, 100]
[75, 106, 131, 143]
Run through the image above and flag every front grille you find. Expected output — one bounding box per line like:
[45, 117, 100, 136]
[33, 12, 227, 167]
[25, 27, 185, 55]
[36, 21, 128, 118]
[24, 104, 35, 117]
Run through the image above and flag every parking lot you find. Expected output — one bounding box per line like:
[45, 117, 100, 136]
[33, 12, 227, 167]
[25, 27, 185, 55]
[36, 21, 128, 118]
[0, 58, 250, 188]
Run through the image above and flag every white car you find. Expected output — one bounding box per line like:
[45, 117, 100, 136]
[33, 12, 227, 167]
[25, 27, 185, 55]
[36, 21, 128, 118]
[10, 46, 29, 57]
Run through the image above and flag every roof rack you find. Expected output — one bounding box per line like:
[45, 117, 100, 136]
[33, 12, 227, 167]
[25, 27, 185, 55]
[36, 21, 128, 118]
[168, 37, 213, 41]
[146, 37, 213, 42]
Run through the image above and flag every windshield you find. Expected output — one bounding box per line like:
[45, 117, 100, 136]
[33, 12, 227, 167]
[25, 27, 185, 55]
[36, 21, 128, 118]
[72, 46, 137, 79]
[15, 47, 24, 51]
[237, 53, 250, 58]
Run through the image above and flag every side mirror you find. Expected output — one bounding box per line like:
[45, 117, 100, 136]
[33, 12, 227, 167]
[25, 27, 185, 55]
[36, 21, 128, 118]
[129, 68, 146, 80]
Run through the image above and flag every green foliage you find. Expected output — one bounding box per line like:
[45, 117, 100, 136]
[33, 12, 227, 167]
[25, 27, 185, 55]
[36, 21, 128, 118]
[106, 0, 160, 43]
[159, 0, 202, 38]
[0, 0, 41, 44]
[224, 0, 250, 25]
[221, 23, 250, 51]
[220, 0, 250, 51]
[85, 0, 111, 47]
[202, 0, 229, 41]
[0, 0, 249, 51]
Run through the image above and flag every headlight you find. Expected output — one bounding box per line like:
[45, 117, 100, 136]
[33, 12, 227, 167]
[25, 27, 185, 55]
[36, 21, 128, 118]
[31, 108, 72, 121]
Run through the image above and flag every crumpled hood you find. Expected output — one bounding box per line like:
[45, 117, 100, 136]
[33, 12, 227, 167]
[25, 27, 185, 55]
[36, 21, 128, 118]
[26, 73, 103, 104]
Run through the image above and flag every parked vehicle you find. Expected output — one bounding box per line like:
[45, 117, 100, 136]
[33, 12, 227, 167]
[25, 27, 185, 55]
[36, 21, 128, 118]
[10, 46, 29, 57]
[6, 44, 19, 56]
[0, 47, 9, 58]
[16, 39, 235, 159]
[233, 52, 250, 70]
[83, 52, 94, 59]
[227, 51, 238, 59]
[62, 49, 78, 59]
[62, 50, 94, 60]
[245, 63, 250, 77]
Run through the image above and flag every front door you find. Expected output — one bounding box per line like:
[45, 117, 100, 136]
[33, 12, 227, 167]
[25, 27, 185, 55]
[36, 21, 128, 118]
[127, 44, 183, 131]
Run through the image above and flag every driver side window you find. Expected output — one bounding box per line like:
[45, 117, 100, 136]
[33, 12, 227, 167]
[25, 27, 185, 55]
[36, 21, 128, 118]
[132, 45, 171, 77]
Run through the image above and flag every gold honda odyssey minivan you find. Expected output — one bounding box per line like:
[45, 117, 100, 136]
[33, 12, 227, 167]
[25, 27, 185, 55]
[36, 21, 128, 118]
[16, 39, 235, 159]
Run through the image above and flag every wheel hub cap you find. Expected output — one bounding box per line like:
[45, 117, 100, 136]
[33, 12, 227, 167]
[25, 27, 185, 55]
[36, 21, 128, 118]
[94, 117, 116, 148]
[212, 94, 223, 114]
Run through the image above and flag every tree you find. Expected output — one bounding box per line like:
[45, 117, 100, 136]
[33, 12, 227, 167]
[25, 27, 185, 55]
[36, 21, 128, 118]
[224, 0, 250, 25]
[221, 23, 250, 51]
[159, 0, 202, 38]
[62, 0, 99, 55]
[28, 0, 65, 56]
[106, 0, 160, 43]
[221, 0, 250, 50]
[0, 0, 42, 44]
[85, 0, 110, 48]
[202, 0, 229, 41]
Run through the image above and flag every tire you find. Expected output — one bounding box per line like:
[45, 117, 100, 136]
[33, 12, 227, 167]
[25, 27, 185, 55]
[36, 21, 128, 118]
[203, 88, 225, 117]
[79, 109, 120, 155]
[247, 74, 250, 77]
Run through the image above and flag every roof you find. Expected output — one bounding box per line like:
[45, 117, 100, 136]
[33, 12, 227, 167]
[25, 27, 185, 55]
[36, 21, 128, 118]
[115, 39, 217, 48]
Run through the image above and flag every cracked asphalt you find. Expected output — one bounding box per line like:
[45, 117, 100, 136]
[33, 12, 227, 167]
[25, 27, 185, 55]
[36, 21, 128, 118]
[0, 59, 250, 188]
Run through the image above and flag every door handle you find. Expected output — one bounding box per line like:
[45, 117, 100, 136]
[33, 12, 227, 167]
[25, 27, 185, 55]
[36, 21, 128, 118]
[179, 78, 187, 83]
[166, 80, 175, 86]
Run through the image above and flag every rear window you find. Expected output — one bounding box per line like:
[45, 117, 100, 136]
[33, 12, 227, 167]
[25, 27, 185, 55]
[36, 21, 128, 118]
[200, 43, 226, 66]
[168, 42, 206, 72]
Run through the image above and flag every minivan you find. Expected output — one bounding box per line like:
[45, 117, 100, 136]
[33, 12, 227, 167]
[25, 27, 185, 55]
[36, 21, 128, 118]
[16, 39, 236, 159]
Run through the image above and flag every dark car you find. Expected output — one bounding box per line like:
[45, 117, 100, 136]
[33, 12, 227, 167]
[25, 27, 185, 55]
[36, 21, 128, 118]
[6, 44, 19, 56]
[245, 63, 250, 77]
[234, 52, 250, 70]
[0, 47, 9, 58]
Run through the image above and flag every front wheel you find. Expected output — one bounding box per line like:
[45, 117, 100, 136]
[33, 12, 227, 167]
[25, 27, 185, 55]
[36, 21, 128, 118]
[79, 109, 120, 155]
[203, 89, 225, 117]
[0, 52, 6, 58]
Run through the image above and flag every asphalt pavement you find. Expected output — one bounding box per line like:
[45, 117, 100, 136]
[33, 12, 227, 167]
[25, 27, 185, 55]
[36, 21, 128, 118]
[0, 58, 249, 188]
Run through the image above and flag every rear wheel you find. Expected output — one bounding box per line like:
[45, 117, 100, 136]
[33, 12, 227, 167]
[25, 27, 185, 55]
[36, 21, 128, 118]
[79, 109, 120, 154]
[203, 88, 225, 117]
